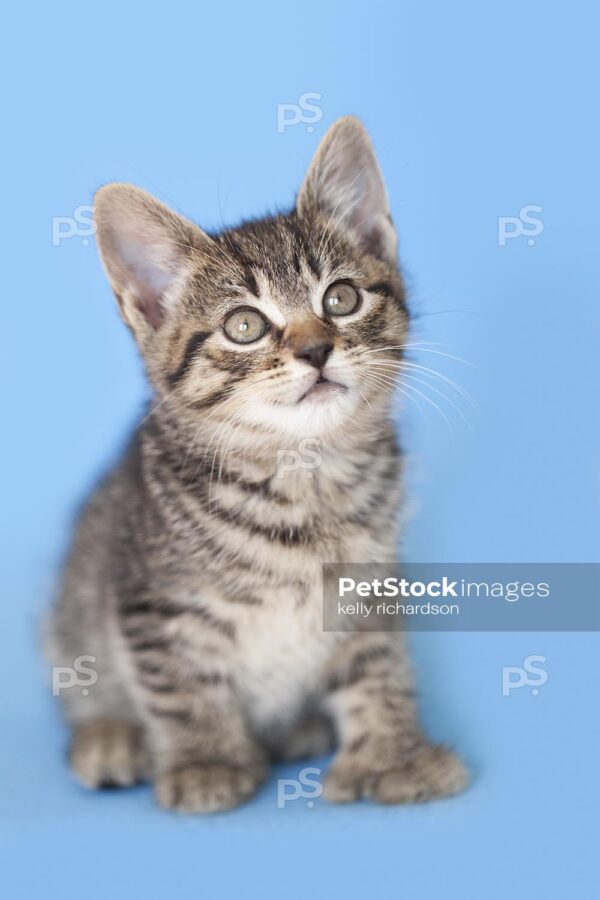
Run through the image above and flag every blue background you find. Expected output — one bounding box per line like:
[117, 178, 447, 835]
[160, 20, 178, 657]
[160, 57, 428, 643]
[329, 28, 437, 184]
[2, 2, 598, 897]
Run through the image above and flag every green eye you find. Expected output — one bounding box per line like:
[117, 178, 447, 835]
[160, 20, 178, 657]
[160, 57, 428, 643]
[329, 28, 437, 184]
[223, 307, 269, 344]
[323, 282, 360, 317]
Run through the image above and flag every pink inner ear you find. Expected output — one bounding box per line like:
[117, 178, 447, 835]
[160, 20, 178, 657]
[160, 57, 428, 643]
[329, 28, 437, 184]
[119, 236, 175, 329]
[133, 290, 164, 330]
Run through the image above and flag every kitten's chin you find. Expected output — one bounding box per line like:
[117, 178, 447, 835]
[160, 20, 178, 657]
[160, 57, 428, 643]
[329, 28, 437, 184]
[247, 388, 358, 438]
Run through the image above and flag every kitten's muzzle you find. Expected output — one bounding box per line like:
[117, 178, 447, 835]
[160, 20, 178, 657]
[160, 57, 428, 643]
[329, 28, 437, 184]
[285, 318, 334, 371]
[297, 368, 348, 403]
[293, 337, 334, 370]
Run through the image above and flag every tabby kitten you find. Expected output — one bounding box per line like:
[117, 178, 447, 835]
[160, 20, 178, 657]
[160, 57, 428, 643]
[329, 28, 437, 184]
[50, 117, 467, 812]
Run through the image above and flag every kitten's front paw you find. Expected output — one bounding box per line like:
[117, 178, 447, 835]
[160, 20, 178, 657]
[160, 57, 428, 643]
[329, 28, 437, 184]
[324, 743, 468, 805]
[155, 762, 266, 814]
[70, 719, 147, 789]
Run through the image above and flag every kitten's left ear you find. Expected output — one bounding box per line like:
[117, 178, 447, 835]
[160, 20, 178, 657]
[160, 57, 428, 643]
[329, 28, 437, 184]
[94, 183, 214, 334]
[296, 116, 397, 265]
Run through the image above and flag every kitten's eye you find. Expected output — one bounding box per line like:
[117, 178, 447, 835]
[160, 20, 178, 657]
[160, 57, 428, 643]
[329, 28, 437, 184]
[323, 282, 360, 317]
[223, 307, 269, 344]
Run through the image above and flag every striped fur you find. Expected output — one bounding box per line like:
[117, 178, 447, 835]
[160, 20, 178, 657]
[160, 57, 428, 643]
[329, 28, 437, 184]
[49, 117, 467, 811]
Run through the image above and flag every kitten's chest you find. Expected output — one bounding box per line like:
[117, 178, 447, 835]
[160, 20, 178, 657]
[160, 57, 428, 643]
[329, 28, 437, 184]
[232, 585, 339, 729]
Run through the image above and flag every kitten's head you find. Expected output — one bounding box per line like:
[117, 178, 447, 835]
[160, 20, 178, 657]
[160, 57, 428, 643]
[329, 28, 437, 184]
[94, 117, 408, 443]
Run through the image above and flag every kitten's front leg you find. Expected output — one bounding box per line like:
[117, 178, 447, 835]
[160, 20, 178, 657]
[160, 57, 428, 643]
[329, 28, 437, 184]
[323, 633, 468, 804]
[149, 697, 267, 814]
[125, 604, 267, 813]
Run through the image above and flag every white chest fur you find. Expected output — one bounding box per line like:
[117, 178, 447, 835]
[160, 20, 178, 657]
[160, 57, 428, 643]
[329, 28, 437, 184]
[233, 589, 339, 731]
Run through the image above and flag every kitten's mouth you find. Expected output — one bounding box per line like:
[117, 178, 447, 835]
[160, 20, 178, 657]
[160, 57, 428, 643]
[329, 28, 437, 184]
[298, 375, 347, 404]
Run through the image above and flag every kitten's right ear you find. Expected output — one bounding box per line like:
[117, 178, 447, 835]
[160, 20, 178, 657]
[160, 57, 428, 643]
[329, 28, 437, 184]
[94, 184, 213, 332]
[296, 116, 397, 265]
